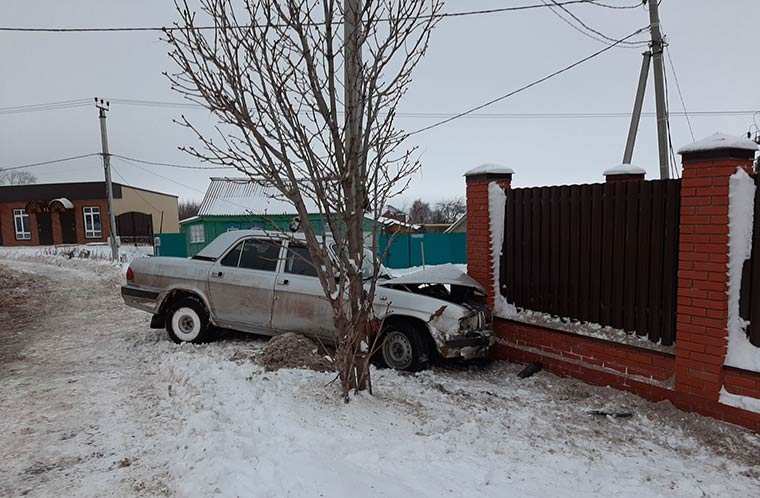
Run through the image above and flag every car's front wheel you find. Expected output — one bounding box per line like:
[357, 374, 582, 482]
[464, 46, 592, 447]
[380, 323, 430, 372]
[166, 297, 212, 344]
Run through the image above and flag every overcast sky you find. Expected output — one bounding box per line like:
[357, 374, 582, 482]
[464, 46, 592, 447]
[1, 0, 758, 206]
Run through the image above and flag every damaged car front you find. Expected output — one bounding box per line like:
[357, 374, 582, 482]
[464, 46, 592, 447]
[376, 264, 494, 362]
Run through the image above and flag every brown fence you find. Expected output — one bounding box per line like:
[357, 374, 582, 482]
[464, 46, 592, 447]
[739, 174, 760, 347]
[501, 179, 681, 345]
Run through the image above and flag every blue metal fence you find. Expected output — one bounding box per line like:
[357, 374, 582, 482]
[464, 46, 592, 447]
[377, 232, 466, 268]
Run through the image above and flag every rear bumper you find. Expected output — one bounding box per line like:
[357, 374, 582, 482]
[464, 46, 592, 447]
[121, 285, 160, 314]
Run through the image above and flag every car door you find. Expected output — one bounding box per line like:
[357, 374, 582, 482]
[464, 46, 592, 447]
[207, 237, 282, 333]
[271, 241, 336, 341]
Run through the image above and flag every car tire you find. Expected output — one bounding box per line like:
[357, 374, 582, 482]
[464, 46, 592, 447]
[166, 297, 212, 344]
[380, 322, 431, 372]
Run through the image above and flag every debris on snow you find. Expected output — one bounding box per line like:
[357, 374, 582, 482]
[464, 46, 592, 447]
[489, 181, 518, 318]
[726, 168, 760, 372]
[517, 362, 542, 379]
[257, 333, 334, 372]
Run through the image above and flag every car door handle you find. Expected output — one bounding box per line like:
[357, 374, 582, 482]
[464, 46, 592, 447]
[278, 278, 289, 286]
[213, 271, 224, 278]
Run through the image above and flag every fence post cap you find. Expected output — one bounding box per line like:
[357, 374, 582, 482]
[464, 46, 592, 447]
[603, 163, 647, 176]
[678, 132, 759, 157]
[464, 163, 514, 178]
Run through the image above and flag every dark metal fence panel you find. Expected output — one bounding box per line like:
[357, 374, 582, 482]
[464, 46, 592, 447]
[739, 174, 760, 347]
[502, 179, 681, 345]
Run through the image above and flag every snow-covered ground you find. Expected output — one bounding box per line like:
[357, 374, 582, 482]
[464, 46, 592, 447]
[2, 251, 760, 498]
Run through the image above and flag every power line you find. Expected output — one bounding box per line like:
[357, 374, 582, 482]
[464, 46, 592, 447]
[0, 153, 101, 172]
[112, 153, 236, 171]
[407, 26, 649, 136]
[0, 1, 635, 33]
[4, 96, 755, 120]
[543, 0, 648, 48]
[0, 98, 92, 115]
[586, 1, 644, 10]
[665, 46, 695, 141]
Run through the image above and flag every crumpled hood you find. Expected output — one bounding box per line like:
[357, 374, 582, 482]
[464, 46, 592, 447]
[379, 264, 485, 293]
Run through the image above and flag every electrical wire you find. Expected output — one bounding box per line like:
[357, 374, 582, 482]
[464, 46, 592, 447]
[0, 98, 92, 115]
[543, 0, 648, 48]
[665, 46, 695, 142]
[0, 153, 101, 172]
[111, 153, 236, 171]
[586, 1, 644, 8]
[0, 1, 638, 33]
[1, 96, 755, 120]
[407, 26, 649, 136]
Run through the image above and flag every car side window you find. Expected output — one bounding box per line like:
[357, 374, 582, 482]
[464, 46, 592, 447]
[220, 241, 244, 267]
[239, 239, 281, 272]
[285, 243, 318, 277]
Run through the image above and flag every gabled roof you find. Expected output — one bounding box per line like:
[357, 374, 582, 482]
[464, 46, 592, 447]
[197, 177, 316, 216]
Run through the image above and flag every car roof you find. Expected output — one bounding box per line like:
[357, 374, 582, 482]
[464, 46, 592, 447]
[194, 229, 335, 260]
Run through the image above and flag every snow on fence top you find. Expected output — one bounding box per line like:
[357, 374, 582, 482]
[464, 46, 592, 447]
[678, 132, 759, 155]
[603, 163, 647, 176]
[464, 163, 514, 177]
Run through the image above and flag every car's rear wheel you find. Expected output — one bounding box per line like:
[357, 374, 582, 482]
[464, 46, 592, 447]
[380, 323, 430, 372]
[166, 297, 212, 344]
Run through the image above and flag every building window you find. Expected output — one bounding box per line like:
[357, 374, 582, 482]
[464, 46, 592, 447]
[83, 207, 102, 239]
[13, 209, 31, 240]
[189, 224, 205, 244]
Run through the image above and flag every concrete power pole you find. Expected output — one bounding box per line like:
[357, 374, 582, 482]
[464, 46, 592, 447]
[95, 98, 120, 261]
[647, 0, 670, 179]
[622, 51, 651, 165]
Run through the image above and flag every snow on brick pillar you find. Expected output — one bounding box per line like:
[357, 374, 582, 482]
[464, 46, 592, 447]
[675, 133, 758, 401]
[604, 163, 646, 183]
[465, 164, 513, 307]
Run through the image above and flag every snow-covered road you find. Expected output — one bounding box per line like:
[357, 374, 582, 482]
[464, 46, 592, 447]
[1, 255, 759, 498]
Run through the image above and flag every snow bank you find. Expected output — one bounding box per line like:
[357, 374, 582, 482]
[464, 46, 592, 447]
[720, 387, 760, 414]
[489, 182, 517, 318]
[726, 169, 760, 372]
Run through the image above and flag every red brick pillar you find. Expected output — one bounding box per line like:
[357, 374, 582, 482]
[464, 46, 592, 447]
[675, 133, 757, 401]
[465, 165, 513, 307]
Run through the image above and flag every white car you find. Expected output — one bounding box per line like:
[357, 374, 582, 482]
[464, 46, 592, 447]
[121, 230, 493, 371]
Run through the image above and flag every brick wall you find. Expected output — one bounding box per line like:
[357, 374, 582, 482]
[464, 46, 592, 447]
[465, 137, 760, 432]
[0, 202, 39, 246]
[0, 199, 111, 246]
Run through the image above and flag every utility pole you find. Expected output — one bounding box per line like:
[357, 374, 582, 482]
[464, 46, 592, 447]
[622, 51, 651, 165]
[96, 98, 120, 261]
[647, 0, 670, 179]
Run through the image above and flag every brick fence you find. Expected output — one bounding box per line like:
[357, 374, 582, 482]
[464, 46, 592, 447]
[466, 135, 760, 432]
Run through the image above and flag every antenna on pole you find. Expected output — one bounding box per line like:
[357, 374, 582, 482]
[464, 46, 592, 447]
[95, 97, 120, 261]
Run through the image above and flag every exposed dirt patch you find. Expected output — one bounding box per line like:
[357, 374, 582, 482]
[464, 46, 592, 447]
[0, 264, 49, 367]
[256, 333, 334, 372]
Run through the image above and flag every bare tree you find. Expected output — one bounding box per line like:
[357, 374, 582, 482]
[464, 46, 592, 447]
[0, 170, 37, 186]
[432, 197, 465, 224]
[408, 199, 433, 224]
[178, 199, 202, 220]
[165, 0, 442, 397]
